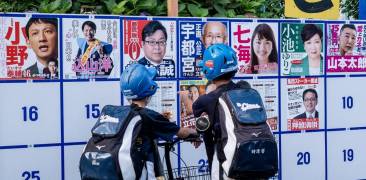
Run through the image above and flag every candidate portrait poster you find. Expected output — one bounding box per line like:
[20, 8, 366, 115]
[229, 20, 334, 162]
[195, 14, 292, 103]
[179, 20, 229, 78]
[280, 23, 325, 76]
[282, 77, 324, 131]
[62, 18, 120, 79]
[231, 22, 279, 76]
[123, 19, 177, 78]
[0, 16, 59, 80]
[327, 23, 366, 74]
[179, 80, 207, 129]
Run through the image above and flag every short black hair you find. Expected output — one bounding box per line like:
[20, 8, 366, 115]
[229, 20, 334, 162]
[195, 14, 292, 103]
[302, 88, 318, 100]
[301, 24, 323, 42]
[237, 80, 251, 89]
[25, 18, 58, 38]
[82, 21, 97, 31]
[341, 24, 356, 33]
[213, 70, 237, 81]
[142, 21, 167, 41]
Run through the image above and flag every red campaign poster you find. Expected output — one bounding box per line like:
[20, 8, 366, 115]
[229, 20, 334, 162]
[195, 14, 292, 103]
[123, 19, 177, 78]
[0, 16, 59, 79]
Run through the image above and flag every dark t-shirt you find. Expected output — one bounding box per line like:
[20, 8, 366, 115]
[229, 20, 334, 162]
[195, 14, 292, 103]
[192, 81, 240, 166]
[131, 103, 179, 177]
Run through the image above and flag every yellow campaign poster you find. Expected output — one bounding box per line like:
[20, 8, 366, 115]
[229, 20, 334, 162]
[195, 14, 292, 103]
[285, 0, 340, 19]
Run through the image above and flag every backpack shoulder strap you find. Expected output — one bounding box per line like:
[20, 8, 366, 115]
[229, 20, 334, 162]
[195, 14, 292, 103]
[133, 106, 164, 179]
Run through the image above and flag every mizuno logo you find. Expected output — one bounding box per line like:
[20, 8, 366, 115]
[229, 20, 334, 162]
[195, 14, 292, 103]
[236, 102, 261, 111]
[251, 132, 262, 137]
[99, 115, 119, 123]
[96, 145, 105, 150]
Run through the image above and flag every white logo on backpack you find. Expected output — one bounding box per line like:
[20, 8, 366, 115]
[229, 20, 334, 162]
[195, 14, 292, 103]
[251, 132, 262, 137]
[236, 102, 261, 111]
[96, 145, 105, 150]
[99, 115, 119, 123]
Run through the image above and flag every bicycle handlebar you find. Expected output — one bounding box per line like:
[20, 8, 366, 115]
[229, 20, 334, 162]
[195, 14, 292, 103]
[159, 133, 201, 180]
[157, 133, 201, 147]
[180, 133, 201, 142]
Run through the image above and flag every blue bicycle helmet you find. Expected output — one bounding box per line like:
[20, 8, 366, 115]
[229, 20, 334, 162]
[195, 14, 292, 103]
[200, 43, 238, 80]
[120, 64, 158, 100]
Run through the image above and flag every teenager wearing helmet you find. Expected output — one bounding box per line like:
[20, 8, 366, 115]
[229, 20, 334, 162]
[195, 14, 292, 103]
[192, 43, 241, 179]
[121, 64, 196, 179]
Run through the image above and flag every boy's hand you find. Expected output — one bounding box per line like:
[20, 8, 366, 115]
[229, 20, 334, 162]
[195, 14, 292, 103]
[162, 110, 173, 120]
[177, 127, 197, 139]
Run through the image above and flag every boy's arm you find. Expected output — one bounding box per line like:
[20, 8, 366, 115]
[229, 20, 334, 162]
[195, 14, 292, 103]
[192, 94, 211, 117]
[176, 127, 197, 139]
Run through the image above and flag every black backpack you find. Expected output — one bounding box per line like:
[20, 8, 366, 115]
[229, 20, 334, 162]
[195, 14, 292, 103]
[79, 105, 153, 180]
[217, 87, 278, 179]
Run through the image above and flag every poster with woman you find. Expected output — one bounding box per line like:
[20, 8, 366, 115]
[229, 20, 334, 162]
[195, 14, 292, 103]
[281, 23, 325, 76]
[62, 18, 120, 79]
[230, 21, 279, 76]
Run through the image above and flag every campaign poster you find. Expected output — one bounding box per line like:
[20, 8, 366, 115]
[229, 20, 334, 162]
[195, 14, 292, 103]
[231, 22, 279, 76]
[179, 20, 229, 78]
[284, 77, 324, 131]
[123, 19, 177, 78]
[123, 81, 177, 123]
[250, 79, 279, 131]
[280, 23, 325, 76]
[62, 18, 120, 79]
[234, 79, 279, 131]
[179, 80, 208, 129]
[0, 16, 59, 79]
[327, 23, 366, 74]
[179, 80, 209, 169]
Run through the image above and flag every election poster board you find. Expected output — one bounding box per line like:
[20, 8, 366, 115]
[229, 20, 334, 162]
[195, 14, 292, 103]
[1, 13, 366, 180]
